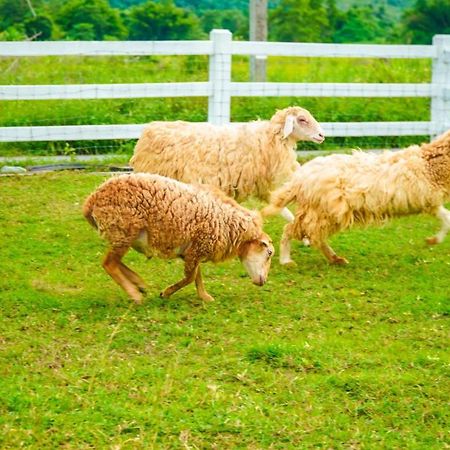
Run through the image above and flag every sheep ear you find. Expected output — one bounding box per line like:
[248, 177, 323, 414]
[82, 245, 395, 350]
[282, 115, 295, 139]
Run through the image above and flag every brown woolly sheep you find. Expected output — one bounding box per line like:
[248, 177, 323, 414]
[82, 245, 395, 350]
[83, 173, 274, 303]
[129, 106, 325, 222]
[262, 130, 450, 265]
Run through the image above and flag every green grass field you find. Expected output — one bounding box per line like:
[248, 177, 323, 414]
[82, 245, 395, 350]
[0, 55, 432, 156]
[0, 172, 449, 448]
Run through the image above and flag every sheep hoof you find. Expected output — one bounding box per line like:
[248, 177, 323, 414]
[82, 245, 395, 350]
[280, 259, 297, 268]
[160, 289, 172, 299]
[137, 286, 147, 294]
[331, 256, 349, 265]
[199, 293, 215, 302]
[131, 294, 143, 304]
[426, 236, 439, 245]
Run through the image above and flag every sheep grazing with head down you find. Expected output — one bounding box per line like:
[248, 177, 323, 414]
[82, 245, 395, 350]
[83, 173, 274, 304]
[262, 130, 450, 265]
[129, 106, 325, 222]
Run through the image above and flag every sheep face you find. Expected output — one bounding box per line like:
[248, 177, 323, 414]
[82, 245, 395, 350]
[238, 233, 274, 286]
[282, 109, 325, 144]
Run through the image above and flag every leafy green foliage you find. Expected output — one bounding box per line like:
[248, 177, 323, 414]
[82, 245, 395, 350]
[0, 0, 440, 43]
[126, 0, 204, 40]
[270, 0, 332, 42]
[333, 4, 395, 43]
[24, 14, 54, 40]
[337, 0, 414, 8]
[0, 24, 26, 41]
[0, 0, 30, 29]
[200, 9, 248, 39]
[386, 0, 415, 6]
[268, 0, 406, 44]
[0, 172, 449, 448]
[172, 0, 251, 11]
[110, 0, 251, 9]
[56, 0, 126, 40]
[402, 0, 450, 44]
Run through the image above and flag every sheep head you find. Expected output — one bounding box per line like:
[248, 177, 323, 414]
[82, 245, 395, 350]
[238, 232, 274, 286]
[272, 106, 325, 144]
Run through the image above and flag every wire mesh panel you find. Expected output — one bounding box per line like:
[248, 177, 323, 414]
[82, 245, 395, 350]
[230, 54, 434, 151]
[0, 33, 448, 156]
[0, 52, 209, 155]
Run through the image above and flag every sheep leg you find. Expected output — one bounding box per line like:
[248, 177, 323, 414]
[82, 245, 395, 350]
[160, 258, 199, 299]
[318, 241, 349, 265]
[279, 223, 296, 266]
[195, 266, 214, 302]
[103, 248, 143, 304]
[118, 262, 148, 293]
[426, 206, 450, 245]
[280, 207, 294, 223]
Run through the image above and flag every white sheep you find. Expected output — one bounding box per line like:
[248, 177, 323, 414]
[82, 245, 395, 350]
[263, 130, 450, 265]
[83, 173, 275, 304]
[129, 106, 325, 222]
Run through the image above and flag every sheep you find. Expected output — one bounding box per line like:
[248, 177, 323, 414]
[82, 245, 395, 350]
[262, 130, 450, 265]
[83, 173, 275, 304]
[129, 106, 325, 222]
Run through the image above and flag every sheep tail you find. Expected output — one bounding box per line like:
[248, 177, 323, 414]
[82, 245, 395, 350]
[82, 195, 98, 229]
[261, 181, 298, 217]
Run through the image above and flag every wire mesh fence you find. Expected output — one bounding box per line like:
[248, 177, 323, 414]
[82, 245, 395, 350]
[0, 33, 448, 157]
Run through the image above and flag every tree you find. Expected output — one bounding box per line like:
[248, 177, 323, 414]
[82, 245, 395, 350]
[0, 0, 30, 30]
[269, 0, 330, 42]
[126, 0, 203, 40]
[68, 23, 96, 40]
[200, 9, 247, 39]
[56, 0, 126, 40]
[0, 25, 26, 41]
[24, 14, 53, 40]
[333, 5, 385, 43]
[402, 0, 450, 44]
[324, 0, 345, 42]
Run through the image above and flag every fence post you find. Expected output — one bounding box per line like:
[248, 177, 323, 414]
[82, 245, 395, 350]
[208, 29, 232, 125]
[431, 34, 450, 138]
[249, 0, 267, 82]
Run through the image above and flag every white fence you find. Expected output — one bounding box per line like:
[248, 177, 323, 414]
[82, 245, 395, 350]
[1, 30, 449, 143]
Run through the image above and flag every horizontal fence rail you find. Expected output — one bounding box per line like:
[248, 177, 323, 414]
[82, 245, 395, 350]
[1, 30, 449, 144]
[229, 82, 433, 97]
[0, 39, 438, 58]
[0, 124, 143, 142]
[0, 122, 434, 142]
[0, 40, 213, 56]
[231, 41, 437, 58]
[0, 82, 211, 100]
[0, 83, 434, 101]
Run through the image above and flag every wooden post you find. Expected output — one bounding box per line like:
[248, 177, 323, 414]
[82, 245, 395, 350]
[249, 0, 267, 82]
[431, 35, 450, 138]
[208, 29, 232, 125]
